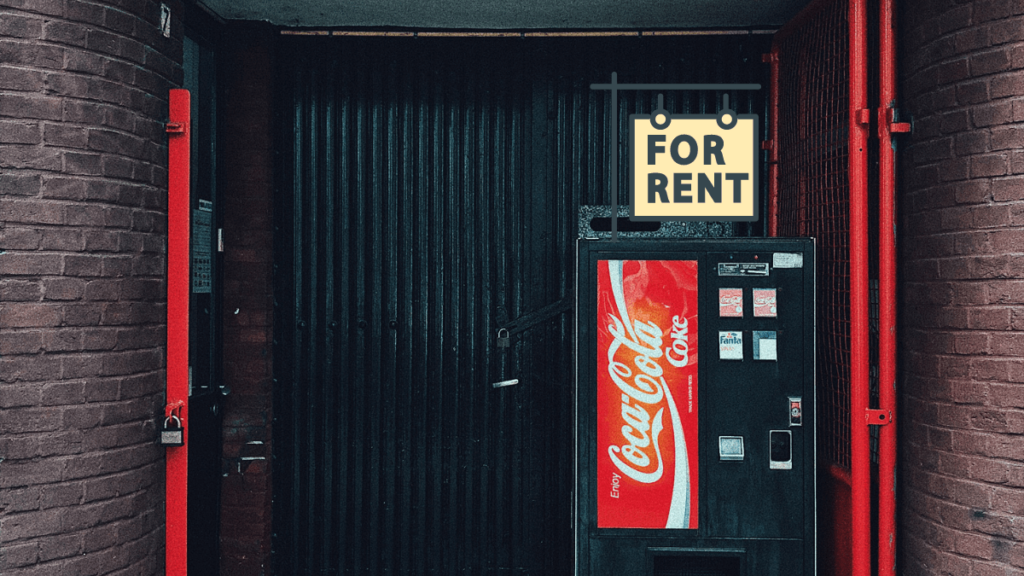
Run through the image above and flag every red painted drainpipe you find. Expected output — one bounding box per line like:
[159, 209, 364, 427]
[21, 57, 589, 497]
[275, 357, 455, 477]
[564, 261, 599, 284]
[847, 0, 871, 574]
[878, 0, 906, 572]
[166, 89, 190, 576]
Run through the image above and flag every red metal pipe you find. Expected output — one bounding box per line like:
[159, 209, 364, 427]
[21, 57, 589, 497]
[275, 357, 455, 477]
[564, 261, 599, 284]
[847, 0, 872, 575]
[766, 48, 780, 237]
[166, 88, 191, 576]
[877, 0, 899, 573]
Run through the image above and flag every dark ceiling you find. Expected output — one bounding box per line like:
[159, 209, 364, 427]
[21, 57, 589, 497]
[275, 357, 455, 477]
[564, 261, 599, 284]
[197, 0, 812, 29]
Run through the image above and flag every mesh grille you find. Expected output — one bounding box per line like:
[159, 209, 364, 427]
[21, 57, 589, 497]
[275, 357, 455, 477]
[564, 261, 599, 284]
[775, 0, 851, 470]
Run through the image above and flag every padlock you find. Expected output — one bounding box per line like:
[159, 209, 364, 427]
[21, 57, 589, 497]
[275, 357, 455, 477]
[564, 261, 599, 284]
[497, 328, 510, 349]
[160, 415, 185, 446]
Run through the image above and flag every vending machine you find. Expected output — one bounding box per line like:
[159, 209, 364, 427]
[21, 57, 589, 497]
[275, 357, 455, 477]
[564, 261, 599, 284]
[576, 238, 815, 576]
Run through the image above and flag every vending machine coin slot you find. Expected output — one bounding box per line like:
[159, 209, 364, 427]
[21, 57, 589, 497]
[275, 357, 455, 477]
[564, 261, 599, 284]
[789, 397, 803, 427]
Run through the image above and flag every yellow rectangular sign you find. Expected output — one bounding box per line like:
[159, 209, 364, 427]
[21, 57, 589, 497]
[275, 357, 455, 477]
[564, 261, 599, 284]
[630, 114, 759, 221]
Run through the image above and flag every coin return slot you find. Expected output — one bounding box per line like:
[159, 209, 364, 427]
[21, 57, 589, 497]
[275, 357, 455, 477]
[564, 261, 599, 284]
[769, 430, 792, 470]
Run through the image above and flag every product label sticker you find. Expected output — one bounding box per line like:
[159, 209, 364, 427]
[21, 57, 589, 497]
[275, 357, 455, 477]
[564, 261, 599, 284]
[719, 288, 743, 317]
[773, 252, 803, 268]
[752, 288, 777, 318]
[719, 331, 743, 360]
[718, 262, 769, 277]
[753, 331, 777, 361]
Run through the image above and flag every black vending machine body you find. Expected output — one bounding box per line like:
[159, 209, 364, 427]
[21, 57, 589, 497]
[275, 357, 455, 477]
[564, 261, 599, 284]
[576, 238, 815, 576]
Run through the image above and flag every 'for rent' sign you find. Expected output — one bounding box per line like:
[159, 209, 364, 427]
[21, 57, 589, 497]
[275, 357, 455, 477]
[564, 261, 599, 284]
[630, 108, 759, 221]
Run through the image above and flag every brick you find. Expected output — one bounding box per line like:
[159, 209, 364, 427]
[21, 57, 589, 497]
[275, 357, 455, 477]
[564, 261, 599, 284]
[85, 180, 128, 203]
[989, 17, 1024, 45]
[83, 230, 120, 252]
[44, 278, 85, 301]
[0, 173, 42, 196]
[939, 157, 970, 181]
[100, 349, 161, 377]
[0, 303, 63, 328]
[972, 50, 1012, 76]
[40, 176, 87, 200]
[973, 101, 1014, 126]
[0, 13, 43, 39]
[83, 280, 122, 302]
[975, 0, 1017, 22]
[991, 127, 1024, 153]
[40, 228, 84, 251]
[954, 179, 992, 203]
[83, 327, 119, 350]
[990, 383, 1024, 408]
[87, 77, 134, 106]
[0, 39, 64, 69]
[42, 20, 88, 47]
[102, 154, 138, 179]
[63, 151, 103, 175]
[43, 123, 89, 148]
[120, 36, 147, 65]
[64, 48, 107, 75]
[0, 382, 43, 408]
[0, 279, 43, 301]
[914, 137, 954, 163]
[0, 508, 64, 539]
[82, 378, 120, 402]
[0, 144, 61, 170]
[973, 153, 1010, 177]
[62, 99, 105, 124]
[939, 5, 973, 33]
[0, 64, 46, 91]
[88, 128, 144, 155]
[105, 58, 136, 84]
[101, 256, 134, 277]
[85, 29, 122, 58]
[957, 80, 989, 104]
[972, 204, 1011, 228]
[0, 120, 41, 144]
[954, 26, 990, 54]
[990, 70, 1024, 98]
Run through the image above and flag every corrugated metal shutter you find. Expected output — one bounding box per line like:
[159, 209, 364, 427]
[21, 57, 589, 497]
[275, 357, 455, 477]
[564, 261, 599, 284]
[273, 35, 769, 575]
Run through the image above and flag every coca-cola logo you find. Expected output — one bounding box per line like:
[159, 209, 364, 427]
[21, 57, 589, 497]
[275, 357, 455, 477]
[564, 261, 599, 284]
[605, 298, 690, 484]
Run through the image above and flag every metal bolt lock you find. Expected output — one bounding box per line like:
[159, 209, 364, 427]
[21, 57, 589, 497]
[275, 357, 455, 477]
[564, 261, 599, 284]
[497, 328, 510, 349]
[160, 415, 184, 447]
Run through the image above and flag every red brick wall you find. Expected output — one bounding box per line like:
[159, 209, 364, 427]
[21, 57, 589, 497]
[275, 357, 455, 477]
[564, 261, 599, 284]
[899, 0, 1024, 574]
[217, 23, 276, 576]
[0, 1, 182, 574]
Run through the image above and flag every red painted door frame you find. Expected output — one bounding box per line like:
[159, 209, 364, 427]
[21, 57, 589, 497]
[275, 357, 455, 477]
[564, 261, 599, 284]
[167, 88, 191, 576]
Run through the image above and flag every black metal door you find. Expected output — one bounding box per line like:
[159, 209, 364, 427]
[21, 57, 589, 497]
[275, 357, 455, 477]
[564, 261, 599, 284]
[272, 35, 769, 575]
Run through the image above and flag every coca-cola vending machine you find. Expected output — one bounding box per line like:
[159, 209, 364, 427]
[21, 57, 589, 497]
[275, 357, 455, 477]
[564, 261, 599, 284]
[576, 238, 815, 576]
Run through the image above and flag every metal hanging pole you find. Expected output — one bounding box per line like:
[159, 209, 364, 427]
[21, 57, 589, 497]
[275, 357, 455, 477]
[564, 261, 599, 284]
[611, 72, 618, 241]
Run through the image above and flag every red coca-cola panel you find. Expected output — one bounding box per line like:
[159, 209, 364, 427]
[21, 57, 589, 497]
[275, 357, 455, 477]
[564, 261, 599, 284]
[596, 260, 699, 529]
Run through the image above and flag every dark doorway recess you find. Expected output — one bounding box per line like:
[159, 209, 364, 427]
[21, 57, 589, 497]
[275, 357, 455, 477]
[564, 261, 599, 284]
[272, 34, 769, 575]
